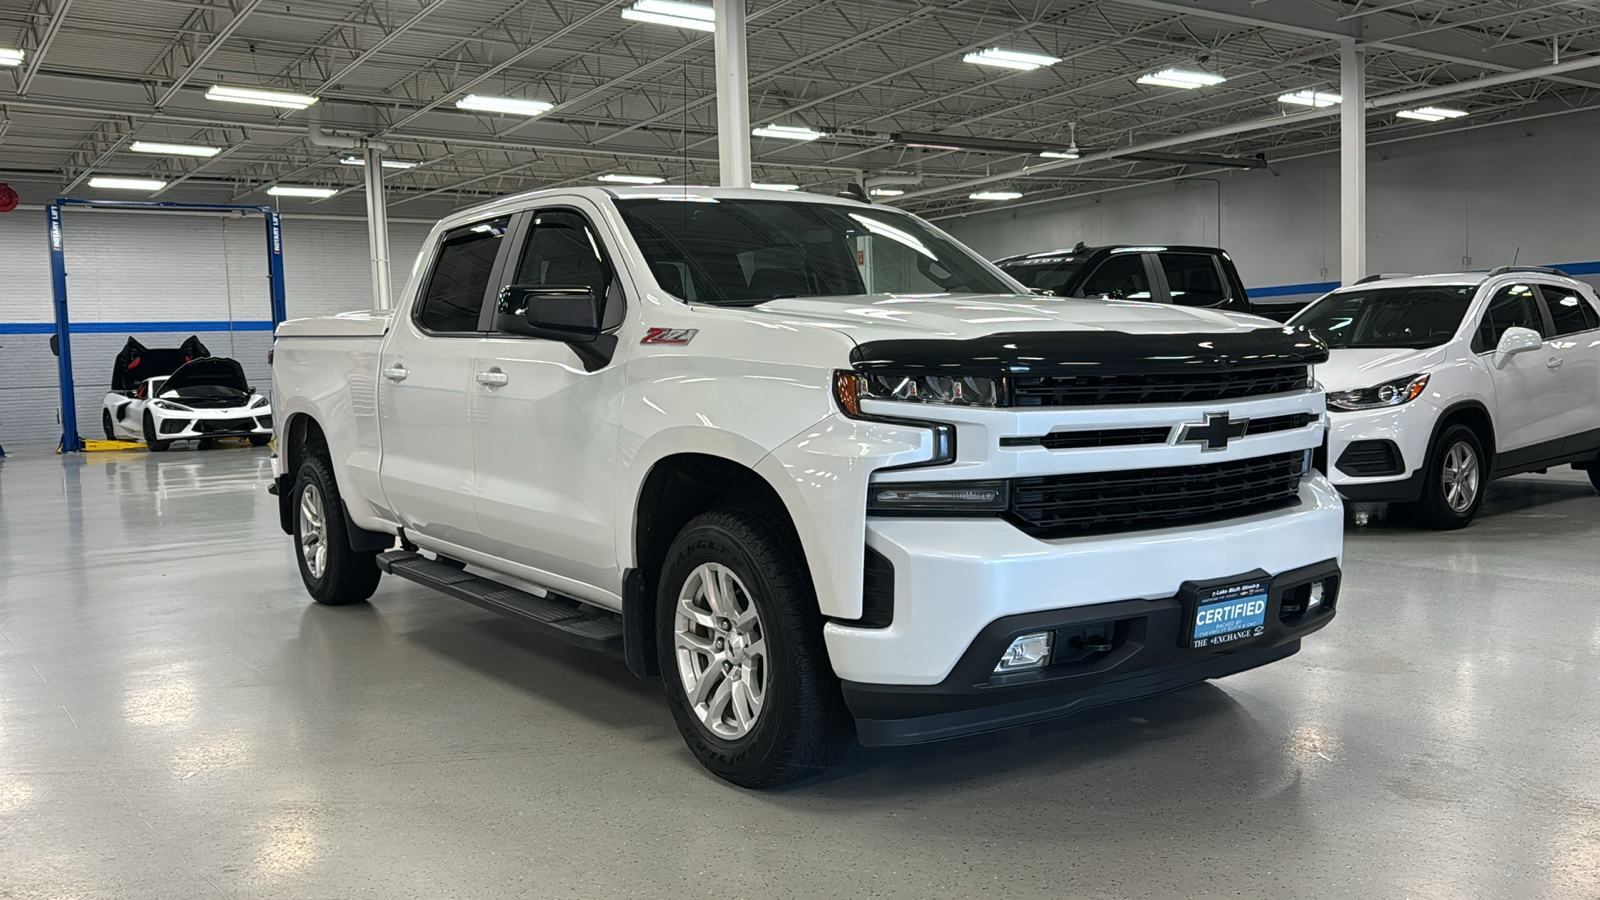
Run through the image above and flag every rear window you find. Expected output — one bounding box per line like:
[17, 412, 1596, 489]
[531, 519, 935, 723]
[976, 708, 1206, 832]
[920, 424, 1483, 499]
[1158, 253, 1228, 307]
[1538, 284, 1600, 336]
[416, 217, 510, 333]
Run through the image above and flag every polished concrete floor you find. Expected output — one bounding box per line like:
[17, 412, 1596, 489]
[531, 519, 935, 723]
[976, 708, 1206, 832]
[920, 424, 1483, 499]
[1, 447, 1598, 899]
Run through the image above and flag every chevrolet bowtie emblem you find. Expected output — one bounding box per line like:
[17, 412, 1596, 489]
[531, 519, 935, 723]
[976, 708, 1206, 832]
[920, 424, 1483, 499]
[1178, 412, 1249, 451]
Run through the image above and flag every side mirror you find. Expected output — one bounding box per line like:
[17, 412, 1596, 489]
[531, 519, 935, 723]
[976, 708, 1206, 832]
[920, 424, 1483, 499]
[495, 285, 603, 343]
[1494, 326, 1543, 367]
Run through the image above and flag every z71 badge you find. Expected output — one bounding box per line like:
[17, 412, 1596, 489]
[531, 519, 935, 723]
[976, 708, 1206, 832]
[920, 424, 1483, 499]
[642, 327, 698, 345]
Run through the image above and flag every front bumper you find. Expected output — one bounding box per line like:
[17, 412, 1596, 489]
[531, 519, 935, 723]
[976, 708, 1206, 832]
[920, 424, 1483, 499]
[844, 559, 1339, 746]
[1323, 400, 1438, 502]
[154, 410, 273, 440]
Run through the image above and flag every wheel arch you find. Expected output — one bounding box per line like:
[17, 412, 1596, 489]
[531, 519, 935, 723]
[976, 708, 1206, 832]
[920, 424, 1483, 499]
[624, 452, 808, 678]
[1431, 400, 1495, 470]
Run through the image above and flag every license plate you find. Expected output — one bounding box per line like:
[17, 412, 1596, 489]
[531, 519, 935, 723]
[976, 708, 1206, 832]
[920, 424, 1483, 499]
[1189, 579, 1269, 649]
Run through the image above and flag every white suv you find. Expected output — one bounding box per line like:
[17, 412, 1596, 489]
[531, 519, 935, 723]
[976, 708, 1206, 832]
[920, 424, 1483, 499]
[1292, 266, 1600, 527]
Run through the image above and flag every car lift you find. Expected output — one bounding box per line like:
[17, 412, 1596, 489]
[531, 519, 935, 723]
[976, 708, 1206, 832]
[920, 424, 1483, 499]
[48, 199, 289, 452]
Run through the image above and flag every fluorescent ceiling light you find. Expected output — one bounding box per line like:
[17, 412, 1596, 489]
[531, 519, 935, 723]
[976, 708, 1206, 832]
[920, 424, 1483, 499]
[1396, 106, 1467, 122]
[970, 190, 1023, 201]
[268, 185, 338, 198]
[340, 156, 418, 169]
[1040, 149, 1080, 159]
[621, 0, 715, 31]
[1278, 90, 1341, 108]
[1137, 68, 1226, 90]
[752, 124, 822, 141]
[869, 188, 905, 197]
[206, 84, 318, 110]
[0, 48, 24, 67]
[455, 94, 554, 116]
[752, 183, 800, 191]
[962, 48, 1061, 71]
[131, 141, 221, 158]
[89, 177, 167, 191]
[598, 173, 666, 184]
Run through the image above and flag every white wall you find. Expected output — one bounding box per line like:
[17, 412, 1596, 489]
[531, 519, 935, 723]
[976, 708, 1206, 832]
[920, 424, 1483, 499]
[944, 110, 1600, 301]
[0, 211, 433, 448]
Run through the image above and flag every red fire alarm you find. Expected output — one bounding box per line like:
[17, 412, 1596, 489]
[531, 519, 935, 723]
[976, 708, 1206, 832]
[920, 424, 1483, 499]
[0, 183, 18, 213]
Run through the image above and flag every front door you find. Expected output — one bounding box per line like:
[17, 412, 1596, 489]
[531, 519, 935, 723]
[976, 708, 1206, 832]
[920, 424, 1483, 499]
[1474, 283, 1558, 454]
[470, 205, 631, 597]
[377, 215, 511, 548]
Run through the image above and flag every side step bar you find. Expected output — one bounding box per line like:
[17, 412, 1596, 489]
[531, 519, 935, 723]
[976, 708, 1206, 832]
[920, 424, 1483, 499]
[376, 550, 623, 654]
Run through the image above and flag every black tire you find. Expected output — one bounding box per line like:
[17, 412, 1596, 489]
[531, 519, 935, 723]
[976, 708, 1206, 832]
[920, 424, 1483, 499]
[197, 438, 219, 451]
[292, 454, 382, 606]
[102, 410, 116, 441]
[249, 434, 272, 447]
[655, 508, 853, 788]
[142, 412, 170, 452]
[1588, 462, 1600, 493]
[1413, 423, 1486, 529]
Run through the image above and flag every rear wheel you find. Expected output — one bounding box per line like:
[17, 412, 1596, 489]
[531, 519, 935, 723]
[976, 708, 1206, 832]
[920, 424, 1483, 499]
[142, 412, 170, 453]
[292, 454, 382, 606]
[1413, 424, 1485, 529]
[102, 410, 116, 441]
[655, 508, 852, 788]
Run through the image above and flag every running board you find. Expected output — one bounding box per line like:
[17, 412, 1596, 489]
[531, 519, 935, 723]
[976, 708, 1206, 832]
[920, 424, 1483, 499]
[376, 550, 623, 654]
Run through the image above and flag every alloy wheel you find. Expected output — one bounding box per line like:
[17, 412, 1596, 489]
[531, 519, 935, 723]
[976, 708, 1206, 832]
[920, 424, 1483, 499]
[298, 482, 329, 579]
[1442, 441, 1480, 513]
[673, 562, 768, 740]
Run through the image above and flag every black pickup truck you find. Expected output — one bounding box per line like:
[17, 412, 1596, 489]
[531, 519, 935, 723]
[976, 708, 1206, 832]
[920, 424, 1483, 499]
[994, 243, 1293, 320]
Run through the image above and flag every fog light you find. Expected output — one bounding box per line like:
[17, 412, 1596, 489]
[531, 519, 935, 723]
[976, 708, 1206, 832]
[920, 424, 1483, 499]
[994, 631, 1053, 673]
[1308, 581, 1326, 610]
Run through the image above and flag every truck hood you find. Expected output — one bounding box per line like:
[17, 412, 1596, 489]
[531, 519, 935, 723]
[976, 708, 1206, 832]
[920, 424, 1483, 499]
[1318, 346, 1448, 391]
[750, 293, 1266, 341]
[742, 293, 1328, 375]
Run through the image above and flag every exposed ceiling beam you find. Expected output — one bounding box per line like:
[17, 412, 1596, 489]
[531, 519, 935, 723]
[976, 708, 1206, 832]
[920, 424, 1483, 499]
[153, 0, 266, 108]
[17, 0, 74, 96]
[316, 0, 453, 92]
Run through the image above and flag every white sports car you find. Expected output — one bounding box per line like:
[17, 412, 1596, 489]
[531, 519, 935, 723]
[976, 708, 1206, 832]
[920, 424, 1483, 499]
[101, 336, 273, 451]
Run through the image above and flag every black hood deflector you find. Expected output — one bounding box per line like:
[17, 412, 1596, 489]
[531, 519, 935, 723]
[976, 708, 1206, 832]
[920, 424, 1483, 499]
[160, 357, 250, 395]
[110, 335, 211, 391]
[849, 326, 1328, 376]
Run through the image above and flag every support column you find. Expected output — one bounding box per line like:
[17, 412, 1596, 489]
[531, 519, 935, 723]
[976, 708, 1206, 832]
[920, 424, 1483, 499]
[363, 143, 394, 310]
[713, 0, 752, 188]
[1340, 40, 1366, 286]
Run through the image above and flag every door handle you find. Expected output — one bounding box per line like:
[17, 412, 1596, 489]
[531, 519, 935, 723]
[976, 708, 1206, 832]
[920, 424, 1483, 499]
[476, 368, 509, 387]
[1547, 357, 1564, 370]
[382, 365, 409, 382]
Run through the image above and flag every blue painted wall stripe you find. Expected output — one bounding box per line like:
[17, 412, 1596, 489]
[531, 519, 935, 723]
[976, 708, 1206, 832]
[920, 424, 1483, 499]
[1249, 281, 1340, 299]
[0, 320, 275, 335]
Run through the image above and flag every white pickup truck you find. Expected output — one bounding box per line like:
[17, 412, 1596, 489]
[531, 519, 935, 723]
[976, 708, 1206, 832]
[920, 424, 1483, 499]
[271, 186, 1343, 787]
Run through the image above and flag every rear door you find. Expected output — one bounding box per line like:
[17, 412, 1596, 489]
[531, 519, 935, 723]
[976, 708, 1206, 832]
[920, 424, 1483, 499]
[1473, 282, 1557, 454]
[1154, 251, 1247, 312]
[470, 204, 632, 594]
[1533, 281, 1600, 450]
[377, 215, 512, 548]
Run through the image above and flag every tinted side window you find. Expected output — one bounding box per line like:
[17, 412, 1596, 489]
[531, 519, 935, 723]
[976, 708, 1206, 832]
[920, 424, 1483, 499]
[1538, 284, 1600, 336]
[1079, 254, 1152, 300]
[512, 210, 624, 331]
[416, 218, 510, 333]
[1158, 253, 1228, 307]
[1475, 283, 1545, 352]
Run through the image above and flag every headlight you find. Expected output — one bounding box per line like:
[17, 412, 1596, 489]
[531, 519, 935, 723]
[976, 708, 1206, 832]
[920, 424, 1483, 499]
[1327, 373, 1429, 411]
[250, 395, 269, 409]
[152, 399, 192, 412]
[868, 480, 1009, 515]
[834, 371, 1002, 414]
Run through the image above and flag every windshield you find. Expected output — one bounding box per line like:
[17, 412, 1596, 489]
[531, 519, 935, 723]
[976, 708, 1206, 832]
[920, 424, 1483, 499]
[1293, 285, 1476, 349]
[995, 256, 1084, 294]
[614, 198, 1016, 305]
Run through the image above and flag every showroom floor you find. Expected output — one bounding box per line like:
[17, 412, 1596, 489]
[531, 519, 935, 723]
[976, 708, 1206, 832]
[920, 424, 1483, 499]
[0, 448, 1596, 900]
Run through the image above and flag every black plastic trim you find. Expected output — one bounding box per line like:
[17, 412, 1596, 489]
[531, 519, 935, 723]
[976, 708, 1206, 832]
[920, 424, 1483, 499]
[849, 326, 1327, 379]
[1335, 439, 1405, 477]
[1336, 470, 1425, 503]
[843, 558, 1340, 746]
[621, 567, 658, 678]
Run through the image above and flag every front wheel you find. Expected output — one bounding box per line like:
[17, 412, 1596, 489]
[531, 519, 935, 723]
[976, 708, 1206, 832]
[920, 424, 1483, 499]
[142, 413, 170, 452]
[102, 410, 116, 441]
[249, 434, 272, 447]
[292, 454, 382, 606]
[1413, 424, 1485, 529]
[655, 508, 852, 788]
